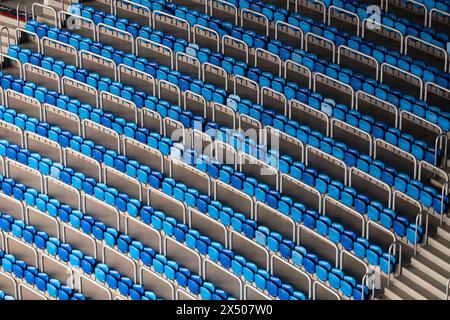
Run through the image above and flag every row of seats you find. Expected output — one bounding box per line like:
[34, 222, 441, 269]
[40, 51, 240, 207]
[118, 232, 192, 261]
[0, 130, 312, 300]
[0, 71, 394, 286]
[19, 21, 448, 216]
[24, 19, 445, 169]
[225, 0, 450, 84]
[0, 52, 408, 262]
[0, 210, 158, 300]
[0, 71, 317, 299]
[0, 248, 85, 300]
[0, 158, 233, 300]
[63, 5, 450, 136]
[110, 0, 450, 90]
[0, 74, 367, 299]
[0, 92, 316, 299]
[357, 2, 448, 49]
[17, 20, 449, 169]
[1, 46, 424, 263]
[233, 0, 450, 16]
[56, 5, 448, 168]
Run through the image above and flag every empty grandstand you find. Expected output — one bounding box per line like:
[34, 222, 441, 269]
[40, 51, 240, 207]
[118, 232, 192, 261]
[0, 0, 449, 301]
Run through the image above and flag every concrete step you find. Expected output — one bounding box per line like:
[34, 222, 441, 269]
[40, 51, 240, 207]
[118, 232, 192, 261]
[420, 246, 450, 270]
[402, 266, 445, 299]
[437, 223, 450, 242]
[391, 276, 432, 300]
[382, 285, 415, 300]
[428, 235, 450, 257]
[411, 255, 450, 285]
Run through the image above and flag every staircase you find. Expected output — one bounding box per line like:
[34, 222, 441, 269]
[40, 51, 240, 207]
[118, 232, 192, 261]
[382, 222, 450, 300]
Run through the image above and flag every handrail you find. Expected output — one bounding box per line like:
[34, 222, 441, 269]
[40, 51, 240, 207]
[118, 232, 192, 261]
[387, 240, 402, 286]
[361, 269, 376, 300]
[429, 8, 450, 29]
[440, 180, 449, 225]
[240, 8, 269, 37]
[0, 52, 23, 79]
[32, 3, 57, 27]
[135, 36, 174, 70]
[445, 277, 450, 300]
[16, 1, 28, 28]
[380, 62, 424, 100]
[57, 11, 96, 41]
[113, 0, 152, 27]
[386, 0, 428, 25]
[328, 5, 360, 36]
[0, 27, 11, 54]
[275, 21, 304, 50]
[96, 22, 135, 54]
[405, 35, 448, 72]
[210, 0, 238, 25]
[15, 28, 41, 52]
[78, 49, 118, 81]
[435, 132, 448, 168]
[413, 210, 428, 255]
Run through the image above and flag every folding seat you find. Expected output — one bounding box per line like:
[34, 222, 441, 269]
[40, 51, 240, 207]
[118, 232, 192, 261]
[290, 161, 305, 181]
[398, 134, 414, 153]
[303, 252, 318, 274]
[255, 226, 270, 247]
[341, 231, 357, 251]
[316, 260, 331, 282]
[316, 216, 331, 237]
[345, 148, 360, 168]
[341, 276, 357, 298]
[13, 260, 26, 280]
[332, 141, 347, 160]
[277, 195, 292, 215]
[302, 168, 317, 187]
[286, 202, 303, 223]
[381, 167, 397, 186]
[267, 275, 283, 298]
[243, 262, 258, 283]
[407, 224, 423, 244]
[393, 216, 410, 238]
[303, 209, 319, 229]
[328, 223, 344, 244]
[380, 208, 396, 229]
[267, 232, 283, 252]
[394, 173, 409, 193]
[341, 187, 357, 207]
[328, 180, 344, 200]
[406, 180, 422, 200]
[315, 174, 330, 194]
[354, 194, 370, 214]
[367, 245, 383, 267]
[328, 268, 344, 291]
[380, 253, 396, 275]
[420, 186, 436, 208]
[369, 160, 385, 180]
[433, 193, 449, 214]
[36, 273, 50, 292]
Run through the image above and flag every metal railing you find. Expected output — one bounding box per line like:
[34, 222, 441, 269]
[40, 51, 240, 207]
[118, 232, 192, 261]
[16, 1, 28, 28]
[361, 269, 377, 300]
[387, 240, 403, 286]
[0, 27, 10, 54]
[414, 210, 429, 255]
[445, 278, 450, 300]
